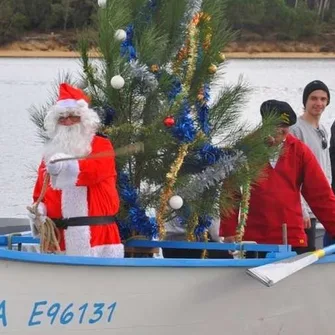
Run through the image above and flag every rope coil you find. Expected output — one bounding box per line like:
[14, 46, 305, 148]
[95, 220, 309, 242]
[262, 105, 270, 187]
[27, 173, 61, 254]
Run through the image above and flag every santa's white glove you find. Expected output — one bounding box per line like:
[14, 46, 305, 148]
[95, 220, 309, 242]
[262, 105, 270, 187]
[46, 153, 72, 175]
[27, 203, 47, 237]
[46, 153, 79, 189]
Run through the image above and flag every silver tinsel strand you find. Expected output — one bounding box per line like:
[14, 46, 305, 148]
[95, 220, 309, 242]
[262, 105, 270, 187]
[184, 0, 203, 22]
[177, 152, 246, 201]
[128, 60, 158, 91]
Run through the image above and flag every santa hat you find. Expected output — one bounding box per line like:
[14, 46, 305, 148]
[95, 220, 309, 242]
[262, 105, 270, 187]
[56, 83, 91, 109]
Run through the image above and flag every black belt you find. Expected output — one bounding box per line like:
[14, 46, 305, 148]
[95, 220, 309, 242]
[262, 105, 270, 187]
[51, 216, 117, 229]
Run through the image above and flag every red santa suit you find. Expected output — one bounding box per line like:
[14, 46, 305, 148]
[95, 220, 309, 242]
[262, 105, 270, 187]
[33, 135, 123, 257]
[30, 83, 123, 258]
[220, 134, 335, 247]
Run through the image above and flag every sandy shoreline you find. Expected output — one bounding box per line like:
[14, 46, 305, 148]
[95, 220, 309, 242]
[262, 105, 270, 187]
[0, 49, 335, 59]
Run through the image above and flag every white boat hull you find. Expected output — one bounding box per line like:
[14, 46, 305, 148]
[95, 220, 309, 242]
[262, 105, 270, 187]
[0, 250, 334, 335]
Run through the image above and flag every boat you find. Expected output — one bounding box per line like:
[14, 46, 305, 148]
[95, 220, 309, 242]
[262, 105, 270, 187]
[0, 218, 332, 335]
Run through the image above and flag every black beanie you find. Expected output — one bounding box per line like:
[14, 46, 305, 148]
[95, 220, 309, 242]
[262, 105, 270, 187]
[260, 99, 297, 126]
[302, 80, 330, 107]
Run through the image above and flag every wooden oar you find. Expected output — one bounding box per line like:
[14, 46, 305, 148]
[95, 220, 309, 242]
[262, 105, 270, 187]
[246, 243, 335, 287]
[50, 142, 144, 163]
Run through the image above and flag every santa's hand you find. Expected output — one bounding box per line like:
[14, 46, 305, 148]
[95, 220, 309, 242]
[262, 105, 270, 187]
[27, 203, 47, 237]
[46, 153, 72, 175]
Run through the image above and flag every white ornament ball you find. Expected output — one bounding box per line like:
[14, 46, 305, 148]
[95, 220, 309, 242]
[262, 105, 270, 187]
[110, 75, 125, 89]
[98, 0, 107, 7]
[114, 29, 127, 41]
[168, 195, 183, 210]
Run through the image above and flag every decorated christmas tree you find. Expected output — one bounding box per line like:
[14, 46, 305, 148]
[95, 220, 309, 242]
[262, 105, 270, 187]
[30, 0, 277, 245]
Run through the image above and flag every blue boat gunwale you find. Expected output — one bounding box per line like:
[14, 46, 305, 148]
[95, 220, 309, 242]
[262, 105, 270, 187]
[0, 249, 285, 267]
[1, 236, 293, 252]
[0, 249, 334, 267]
[0, 235, 335, 267]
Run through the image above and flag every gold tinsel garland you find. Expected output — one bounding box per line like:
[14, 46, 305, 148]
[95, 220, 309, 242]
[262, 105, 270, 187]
[186, 212, 199, 242]
[157, 12, 203, 239]
[235, 172, 251, 259]
[187, 213, 208, 259]
[157, 144, 190, 238]
[173, 12, 212, 75]
[201, 231, 209, 259]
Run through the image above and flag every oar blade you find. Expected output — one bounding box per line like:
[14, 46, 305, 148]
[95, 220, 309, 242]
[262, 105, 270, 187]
[246, 252, 318, 287]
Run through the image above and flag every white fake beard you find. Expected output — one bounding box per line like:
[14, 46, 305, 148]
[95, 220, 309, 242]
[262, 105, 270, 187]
[43, 123, 94, 162]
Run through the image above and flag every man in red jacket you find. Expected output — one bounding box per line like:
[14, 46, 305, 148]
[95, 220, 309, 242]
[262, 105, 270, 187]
[220, 99, 335, 255]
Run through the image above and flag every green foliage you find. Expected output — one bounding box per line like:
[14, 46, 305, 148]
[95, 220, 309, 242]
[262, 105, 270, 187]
[21, 0, 53, 30]
[1, 0, 335, 47]
[289, 4, 320, 38]
[225, 0, 266, 29]
[0, 0, 96, 46]
[261, 0, 319, 39]
[225, 0, 324, 40]
[0, 0, 28, 45]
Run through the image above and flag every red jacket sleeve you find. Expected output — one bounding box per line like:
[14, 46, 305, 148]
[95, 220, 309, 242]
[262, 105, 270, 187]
[301, 146, 335, 238]
[76, 137, 117, 187]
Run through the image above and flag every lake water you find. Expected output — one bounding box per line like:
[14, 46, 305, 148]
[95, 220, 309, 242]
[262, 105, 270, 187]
[1, 58, 334, 217]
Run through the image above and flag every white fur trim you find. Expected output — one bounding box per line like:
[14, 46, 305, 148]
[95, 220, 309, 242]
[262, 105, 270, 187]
[64, 226, 92, 256]
[61, 186, 91, 256]
[59, 175, 124, 258]
[56, 99, 88, 109]
[38, 202, 47, 216]
[76, 99, 88, 108]
[90, 243, 124, 258]
[50, 160, 80, 189]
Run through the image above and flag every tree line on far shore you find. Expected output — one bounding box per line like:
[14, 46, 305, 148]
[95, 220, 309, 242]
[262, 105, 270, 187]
[0, 0, 334, 46]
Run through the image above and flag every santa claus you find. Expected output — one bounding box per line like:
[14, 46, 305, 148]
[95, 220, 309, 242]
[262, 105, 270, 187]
[28, 83, 124, 258]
